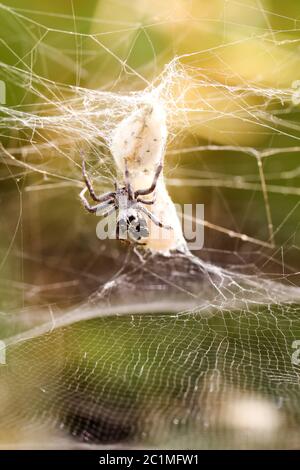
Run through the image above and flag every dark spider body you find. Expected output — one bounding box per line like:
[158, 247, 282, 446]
[80, 158, 171, 243]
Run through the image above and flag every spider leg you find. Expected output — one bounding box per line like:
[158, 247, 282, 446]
[124, 158, 134, 200]
[116, 220, 120, 240]
[134, 160, 163, 197]
[80, 187, 114, 214]
[82, 159, 115, 202]
[138, 205, 172, 230]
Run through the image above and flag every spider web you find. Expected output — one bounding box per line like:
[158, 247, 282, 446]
[0, 0, 300, 449]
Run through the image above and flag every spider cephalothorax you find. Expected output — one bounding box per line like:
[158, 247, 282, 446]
[80, 158, 172, 243]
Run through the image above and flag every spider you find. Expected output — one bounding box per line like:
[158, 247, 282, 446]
[80, 158, 172, 243]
